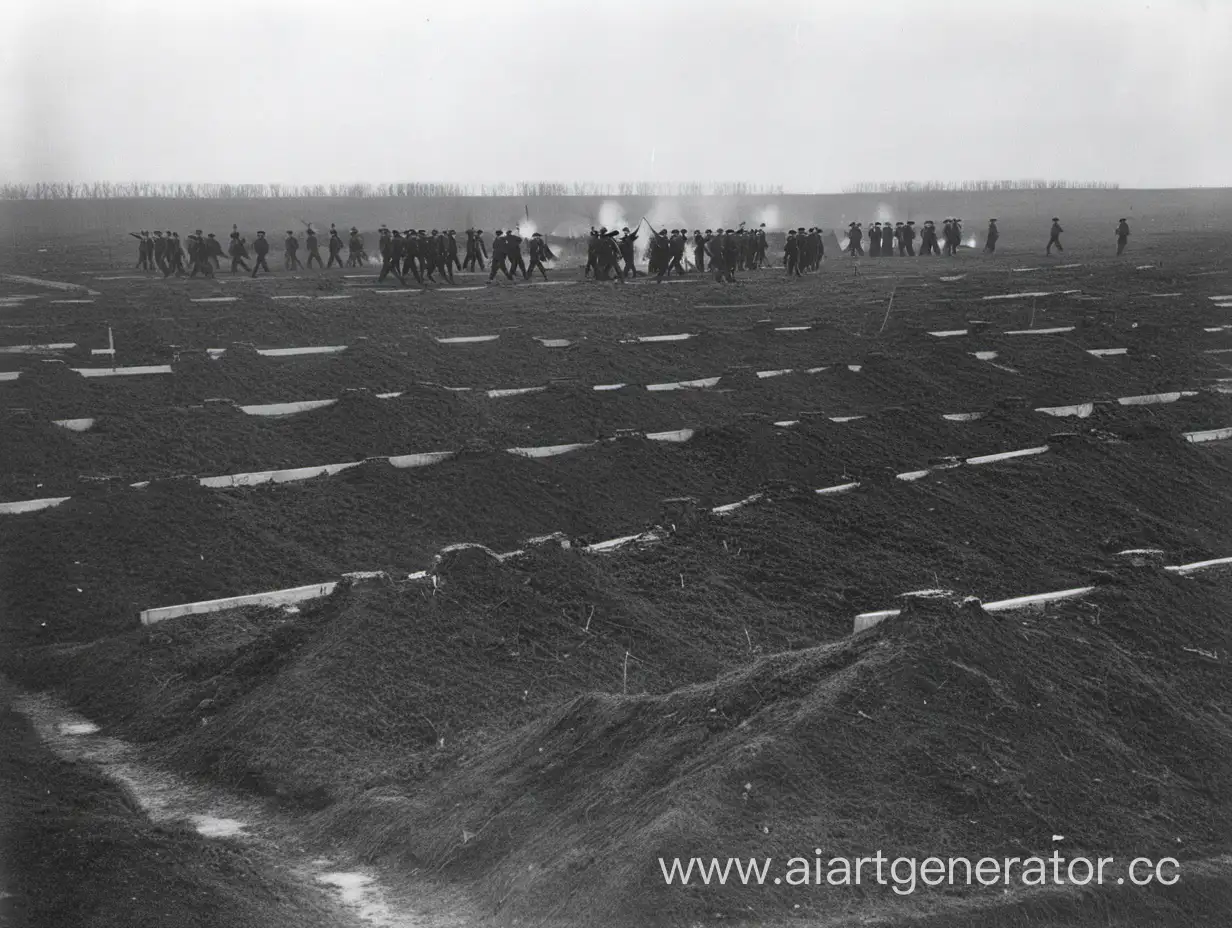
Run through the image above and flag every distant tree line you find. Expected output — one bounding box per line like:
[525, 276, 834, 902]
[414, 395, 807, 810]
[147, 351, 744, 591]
[0, 180, 789, 200]
[841, 180, 1121, 193]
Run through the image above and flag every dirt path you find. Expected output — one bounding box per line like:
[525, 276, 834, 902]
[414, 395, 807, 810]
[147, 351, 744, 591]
[12, 688, 465, 928]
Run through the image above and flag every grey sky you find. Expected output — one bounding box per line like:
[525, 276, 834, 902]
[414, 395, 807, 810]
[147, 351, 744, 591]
[3, 0, 1229, 189]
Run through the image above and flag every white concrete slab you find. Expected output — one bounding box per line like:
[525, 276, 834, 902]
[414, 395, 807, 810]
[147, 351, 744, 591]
[592, 383, 626, 391]
[0, 372, 21, 381]
[646, 376, 721, 391]
[1087, 348, 1128, 357]
[829, 416, 865, 423]
[982, 291, 1053, 301]
[1185, 427, 1232, 443]
[239, 399, 338, 416]
[756, 369, 793, 379]
[434, 335, 500, 344]
[507, 442, 596, 458]
[631, 333, 696, 343]
[200, 461, 362, 488]
[1035, 403, 1094, 418]
[0, 343, 76, 353]
[966, 445, 1049, 465]
[943, 412, 985, 422]
[972, 351, 999, 361]
[74, 365, 172, 377]
[49, 299, 94, 304]
[775, 325, 812, 332]
[1117, 392, 1193, 406]
[983, 586, 1095, 612]
[1, 273, 100, 295]
[853, 609, 901, 633]
[929, 330, 968, 338]
[534, 338, 574, 347]
[711, 493, 764, 515]
[140, 582, 338, 625]
[190, 296, 237, 303]
[0, 496, 71, 515]
[646, 428, 695, 442]
[487, 386, 547, 398]
[53, 418, 96, 431]
[1165, 555, 1232, 574]
[815, 481, 860, 495]
[387, 451, 454, 468]
[896, 470, 931, 481]
[256, 346, 347, 357]
[1005, 326, 1075, 336]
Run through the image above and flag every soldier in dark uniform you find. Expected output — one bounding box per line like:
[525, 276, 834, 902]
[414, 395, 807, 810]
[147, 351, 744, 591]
[784, 229, 801, 276]
[436, 231, 456, 283]
[327, 227, 345, 267]
[526, 232, 551, 280]
[472, 230, 487, 269]
[251, 231, 271, 277]
[151, 231, 167, 273]
[399, 231, 423, 284]
[662, 230, 686, 278]
[446, 231, 462, 272]
[941, 219, 953, 256]
[984, 219, 999, 254]
[229, 231, 251, 273]
[463, 229, 478, 269]
[583, 228, 599, 278]
[347, 227, 365, 267]
[902, 220, 916, 256]
[756, 223, 769, 267]
[1046, 218, 1063, 254]
[488, 230, 512, 281]
[379, 230, 406, 285]
[305, 227, 324, 268]
[620, 227, 641, 277]
[646, 228, 668, 277]
[869, 222, 881, 257]
[506, 229, 526, 279]
[847, 222, 862, 257]
[893, 222, 905, 256]
[880, 222, 894, 257]
[691, 230, 705, 274]
[284, 231, 302, 270]
[1116, 218, 1130, 255]
[165, 232, 187, 277]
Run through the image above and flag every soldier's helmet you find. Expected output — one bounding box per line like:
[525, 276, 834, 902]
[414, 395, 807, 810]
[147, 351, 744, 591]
[1052, 217, 1060, 222]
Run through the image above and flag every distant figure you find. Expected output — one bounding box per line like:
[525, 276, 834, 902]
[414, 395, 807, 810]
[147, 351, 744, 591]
[347, 227, 365, 267]
[506, 230, 526, 279]
[305, 227, 323, 269]
[379, 231, 406, 285]
[229, 231, 250, 273]
[327, 227, 345, 267]
[622, 227, 642, 278]
[784, 229, 801, 276]
[984, 219, 999, 254]
[902, 221, 916, 256]
[251, 231, 271, 277]
[869, 222, 882, 258]
[881, 222, 894, 257]
[1116, 218, 1130, 256]
[847, 222, 863, 257]
[527, 233, 553, 280]
[284, 231, 302, 270]
[205, 233, 224, 269]
[488, 230, 512, 281]
[1046, 218, 1063, 255]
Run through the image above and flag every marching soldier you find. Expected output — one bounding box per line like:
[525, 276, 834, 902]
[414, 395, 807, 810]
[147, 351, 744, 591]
[869, 222, 882, 258]
[488, 230, 513, 281]
[347, 227, 365, 267]
[379, 230, 406, 285]
[251, 231, 271, 277]
[284, 231, 302, 270]
[229, 230, 251, 273]
[305, 227, 324, 269]
[506, 229, 526, 279]
[327, 226, 345, 267]
[784, 229, 801, 276]
[902, 220, 916, 256]
[1046, 217, 1064, 255]
[620, 227, 641, 277]
[527, 232, 551, 280]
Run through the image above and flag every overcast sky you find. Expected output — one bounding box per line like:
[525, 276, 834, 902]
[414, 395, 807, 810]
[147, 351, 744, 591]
[2, 0, 1229, 190]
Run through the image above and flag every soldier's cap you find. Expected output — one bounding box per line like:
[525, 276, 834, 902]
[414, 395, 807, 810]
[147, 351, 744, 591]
[599, 226, 607, 232]
[705, 229, 712, 233]
[1119, 218, 1126, 222]
[257, 231, 265, 235]
[532, 232, 542, 237]
[154, 230, 162, 234]
[392, 230, 401, 236]
[907, 220, 915, 225]
[725, 229, 735, 234]
[431, 229, 438, 234]
[760, 222, 766, 227]
[787, 229, 796, 234]
[350, 227, 358, 232]
[287, 230, 293, 234]
[476, 229, 483, 233]
[1052, 217, 1060, 221]
[194, 229, 202, 234]
[990, 218, 998, 222]
[207, 233, 216, 238]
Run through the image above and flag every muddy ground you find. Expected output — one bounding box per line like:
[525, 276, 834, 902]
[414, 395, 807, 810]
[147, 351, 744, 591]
[3, 224, 1232, 927]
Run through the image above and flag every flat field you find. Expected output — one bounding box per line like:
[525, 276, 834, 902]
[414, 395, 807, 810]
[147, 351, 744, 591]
[3, 197, 1232, 927]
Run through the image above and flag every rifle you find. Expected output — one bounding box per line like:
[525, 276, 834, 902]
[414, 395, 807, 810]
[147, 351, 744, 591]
[128, 232, 142, 240]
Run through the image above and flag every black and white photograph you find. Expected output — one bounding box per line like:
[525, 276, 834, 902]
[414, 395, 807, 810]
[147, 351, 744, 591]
[2, 1, 1232, 926]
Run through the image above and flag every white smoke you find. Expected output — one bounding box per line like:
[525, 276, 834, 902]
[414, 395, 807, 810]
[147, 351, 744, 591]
[875, 202, 895, 224]
[754, 204, 782, 231]
[597, 199, 650, 267]
[839, 237, 850, 251]
[517, 217, 537, 239]
[965, 236, 977, 248]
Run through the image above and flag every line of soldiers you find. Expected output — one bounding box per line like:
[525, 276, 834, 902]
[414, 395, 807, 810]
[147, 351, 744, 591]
[132, 230, 227, 276]
[783, 228, 826, 275]
[844, 219, 962, 258]
[583, 225, 774, 283]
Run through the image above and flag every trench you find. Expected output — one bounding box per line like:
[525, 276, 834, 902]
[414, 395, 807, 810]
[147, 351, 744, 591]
[14, 690, 450, 928]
